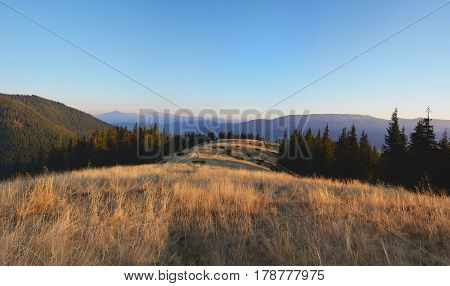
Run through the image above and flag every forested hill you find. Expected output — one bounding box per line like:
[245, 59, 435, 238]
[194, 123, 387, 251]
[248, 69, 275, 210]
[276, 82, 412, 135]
[1, 94, 111, 136]
[0, 93, 111, 174]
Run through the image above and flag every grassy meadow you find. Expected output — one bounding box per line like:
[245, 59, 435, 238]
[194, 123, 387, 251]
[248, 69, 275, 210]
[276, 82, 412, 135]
[0, 162, 448, 265]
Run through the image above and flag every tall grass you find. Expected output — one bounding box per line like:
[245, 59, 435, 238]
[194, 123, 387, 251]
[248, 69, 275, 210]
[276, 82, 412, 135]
[0, 163, 448, 265]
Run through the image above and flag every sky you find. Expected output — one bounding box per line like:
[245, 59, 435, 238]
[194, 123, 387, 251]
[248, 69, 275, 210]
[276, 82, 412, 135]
[0, 0, 449, 119]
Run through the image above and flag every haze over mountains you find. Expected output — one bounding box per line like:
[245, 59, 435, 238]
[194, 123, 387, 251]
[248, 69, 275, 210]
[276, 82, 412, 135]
[96, 110, 228, 127]
[1, 92, 449, 166]
[96, 111, 450, 148]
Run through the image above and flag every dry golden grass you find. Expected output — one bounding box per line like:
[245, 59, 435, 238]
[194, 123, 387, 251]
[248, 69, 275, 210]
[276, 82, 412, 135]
[0, 163, 448, 265]
[164, 139, 279, 171]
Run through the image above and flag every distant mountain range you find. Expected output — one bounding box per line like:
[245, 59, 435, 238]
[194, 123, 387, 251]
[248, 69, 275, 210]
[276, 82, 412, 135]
[96, 110, 228, 127]
[96, 111, 450, 148]
[0, 93, 111, 169]
[2, 92, 449, 171]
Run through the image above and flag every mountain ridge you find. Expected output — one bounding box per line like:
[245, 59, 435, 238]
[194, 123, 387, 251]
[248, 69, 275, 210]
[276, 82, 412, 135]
[95, 111, 450, 148]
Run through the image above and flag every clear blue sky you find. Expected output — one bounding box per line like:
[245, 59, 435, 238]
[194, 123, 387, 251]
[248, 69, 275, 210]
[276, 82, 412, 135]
[1, 0, 449, 119]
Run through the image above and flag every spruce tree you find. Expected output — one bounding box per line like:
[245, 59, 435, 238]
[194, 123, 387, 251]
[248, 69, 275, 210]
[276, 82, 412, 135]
[422, 107, 437, 149]
[348, 124, 358, 154]
[334, 128, 348, 178]
[347, 124, 359, 178]
[321, 124, 334, 175]
[409, 120, 425, 152]
[410, 109, 436, 154]
[160, 129, 170, 156]
[408, 108, 438, 191]
[381, 109, 408, 184]
[358, 131, 373, 180]
[437, 129, 450, 193]
[383, 108, 407, 156]
[278, 129, 288, 165]
[439, 129, 449, 151]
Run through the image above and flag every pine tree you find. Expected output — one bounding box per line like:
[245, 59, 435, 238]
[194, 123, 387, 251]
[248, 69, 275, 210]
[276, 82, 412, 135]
[333, 125, 360, 179]
[408, 108, 438, 191]
[91, 129, 108, 151]
[298, 128, 314, 175]
[286, 130, 302, 171]
[278, 129, 288, 166]
[305, 128, 313, 142]
[358, 131, 373, 180]
[160, 129, 170, 156]
[383, 108, 407, 156]
[348, 124, 358, 154]
[409, 110, 437, 154]
[54, 135, 65, 152]
[107, 128, 119, 152]
[409, 120, 424, 152]
[334, 128, 348, 178]
[437, 129, 450, 194]
[347, 124, 359, 178]
[439, 129, 449, 151]
[321, 124, 334, 175]
[422, 107, 437, 149]
[75, 135, 89, 167]
[207, 132, 216, 141]
[381, 109, 408, 184]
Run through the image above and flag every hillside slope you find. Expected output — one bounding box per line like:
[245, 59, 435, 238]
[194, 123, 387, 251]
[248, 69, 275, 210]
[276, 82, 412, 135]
[0, 140, 448, 265]
[1, 94, 111, 136]
[0, 93, 111, 173]
[164, 139, 279, 171]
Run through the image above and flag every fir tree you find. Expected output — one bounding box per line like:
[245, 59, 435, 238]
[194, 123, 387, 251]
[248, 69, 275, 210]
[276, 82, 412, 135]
[439, 129, 449, 151]
[278, 129, 288, 165]
[409, 109, 437, 154]
[358, 131, 374, 180]
[422, 107, 437, 149]
[408, 108, 438, 191]
[334, 128, 348, 178]
[383, 108, 407, 156]
[381, 109, 408, 184]
[320, 124, 334, 175]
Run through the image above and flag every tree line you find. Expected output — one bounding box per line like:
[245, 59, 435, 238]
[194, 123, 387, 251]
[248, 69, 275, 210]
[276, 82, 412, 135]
[0, 124, 214, 178]
[2, 108, 449, 194]
[278, 108, 450, 194]
[217, 131, 262, 140]
[0, 123, 267, 179]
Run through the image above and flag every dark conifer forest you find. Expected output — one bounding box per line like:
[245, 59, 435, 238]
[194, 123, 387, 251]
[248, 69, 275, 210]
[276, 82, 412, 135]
[0, 123, 215, 178]
[0, 93, 111, 177]
[1, 93, 449, 194]
[278, 108, 450, 194]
